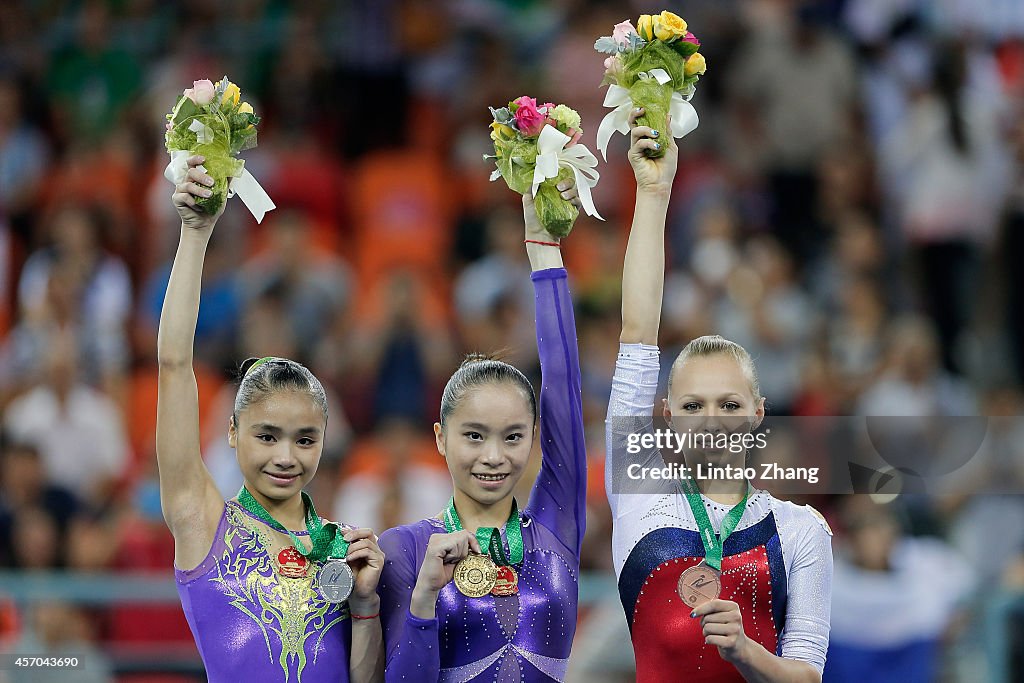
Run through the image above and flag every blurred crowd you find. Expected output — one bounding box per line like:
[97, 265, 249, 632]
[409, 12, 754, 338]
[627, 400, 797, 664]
[2, 0, 1024, 681]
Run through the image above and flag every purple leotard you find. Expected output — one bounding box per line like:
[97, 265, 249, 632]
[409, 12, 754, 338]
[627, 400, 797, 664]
[175, 501, 352, 683]
[378, 268, 586, 682]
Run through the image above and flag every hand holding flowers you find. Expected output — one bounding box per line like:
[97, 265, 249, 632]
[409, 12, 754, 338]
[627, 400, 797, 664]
[163, 77, 274, 222]
[595, 10, 705, 159]
[486, 97, 602, 238]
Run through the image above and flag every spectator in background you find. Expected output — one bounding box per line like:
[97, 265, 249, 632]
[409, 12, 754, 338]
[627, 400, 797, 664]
[332, 416, 450, 533]
[717, 235, 816, 414]
[825, 276, 887, 409]
[858, 314, 977, 417]
[45, 0, 141, 144]
[453, 205, 534, 360]
[824, 497, 972, 683]
[346, 269, 454, 428]
[0, 75, 49, 233]
[236, 208, 352, 362]
[728, 2, 857, 265]
[7, 507, 60, 571]
[6, 602, 113, 683]
[139, 220, 243, 372]
[881, 41, 1010, 374]
[13, 205, 131, 390]
[2, 331, 129, 506]
[1000, 104, 1024, 386]
[0, 441, 80, 568]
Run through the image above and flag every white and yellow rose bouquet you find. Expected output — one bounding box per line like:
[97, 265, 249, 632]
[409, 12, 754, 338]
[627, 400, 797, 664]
[486, 96, 602, 238]
[595, 11, 705, 159]
[163, 77, 274, 222]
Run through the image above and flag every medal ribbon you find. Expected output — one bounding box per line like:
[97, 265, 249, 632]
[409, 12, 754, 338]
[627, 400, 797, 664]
[442, 498, 524, 566]
[678, 477, 748, 571]
[238, 486, 348, 562]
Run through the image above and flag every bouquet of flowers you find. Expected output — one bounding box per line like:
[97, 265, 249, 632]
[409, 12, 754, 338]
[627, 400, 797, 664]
[163, 77, 275, 222]
[486, 96, 603, 238]
[594, 11, 705, 159]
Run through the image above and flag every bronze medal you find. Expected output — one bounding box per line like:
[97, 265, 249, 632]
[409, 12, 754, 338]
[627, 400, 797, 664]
[453, 553, 498, 598]
[491, 565, 519, 597]
[676, 562, 721, 608]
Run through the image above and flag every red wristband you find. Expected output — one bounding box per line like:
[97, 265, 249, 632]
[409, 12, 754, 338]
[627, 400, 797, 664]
[524, 239, 560, 247]
[352, 612, 380, 620]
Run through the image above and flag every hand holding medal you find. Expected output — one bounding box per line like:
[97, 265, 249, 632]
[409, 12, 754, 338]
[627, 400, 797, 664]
[691, 598, 751, 665]
[415, 529, 484, 597]
[337, 527, 385, 613]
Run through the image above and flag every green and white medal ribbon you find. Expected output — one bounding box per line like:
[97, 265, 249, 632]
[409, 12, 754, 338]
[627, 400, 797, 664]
[443, 498, 524, 567]
[674, 477, 749, 609]
[678, 476, 748, 571]
[237, 486, 354, 603]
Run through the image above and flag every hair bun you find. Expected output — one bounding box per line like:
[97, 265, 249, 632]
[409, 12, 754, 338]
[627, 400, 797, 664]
[460, 352, 494, 368]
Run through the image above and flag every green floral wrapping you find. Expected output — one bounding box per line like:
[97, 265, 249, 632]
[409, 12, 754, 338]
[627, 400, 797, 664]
[621, 41, 687, 159]
[495, 137, 536, 195]
[533, 168, 579, 238]
[192, 136, 243, 215]
[164, 80, 258, 215]
[494, 138, 580, 238]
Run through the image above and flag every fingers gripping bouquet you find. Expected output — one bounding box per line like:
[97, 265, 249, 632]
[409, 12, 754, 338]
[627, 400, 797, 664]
[595, 11, 706, 159]
[486, 97, 603, 238]
[163, 77, 275, 222]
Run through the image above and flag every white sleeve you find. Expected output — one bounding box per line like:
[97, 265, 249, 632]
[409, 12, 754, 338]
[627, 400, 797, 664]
[778, 507, 833, 674]
[604, 343, 667, 519]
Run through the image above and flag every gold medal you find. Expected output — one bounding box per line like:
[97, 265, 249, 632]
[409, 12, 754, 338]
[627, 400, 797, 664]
[677, 562, 721, 608]
[453, 553, 498, 598]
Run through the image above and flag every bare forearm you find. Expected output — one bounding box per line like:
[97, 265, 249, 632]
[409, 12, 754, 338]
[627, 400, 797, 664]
[349, 598, 384, 683]
[731, 641, 821, 683]
[526, 242, 564, 271]
[621, 190, 670, 345]
[157, 227, 211, 366]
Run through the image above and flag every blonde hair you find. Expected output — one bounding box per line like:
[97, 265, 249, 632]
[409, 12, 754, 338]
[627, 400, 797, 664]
[668, 335, 762, 402]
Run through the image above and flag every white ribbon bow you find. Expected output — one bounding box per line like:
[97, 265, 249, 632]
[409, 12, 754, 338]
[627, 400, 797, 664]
[529, 125, 603, 221]
[596, 67, 699, 161]
[164, 149, 276, 224]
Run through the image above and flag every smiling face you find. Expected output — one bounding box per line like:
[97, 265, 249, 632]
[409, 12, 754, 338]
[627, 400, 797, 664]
[229, 390, 326, 506]
[435, 382, 535, 508]
[665, 353, 764, 464]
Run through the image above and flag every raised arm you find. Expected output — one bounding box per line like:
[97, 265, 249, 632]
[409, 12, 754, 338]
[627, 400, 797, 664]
[605, 113, 680, 522]
[620, 108, 678, 345]
[157, 155, 228, 569]
[523, 190, 587, 558]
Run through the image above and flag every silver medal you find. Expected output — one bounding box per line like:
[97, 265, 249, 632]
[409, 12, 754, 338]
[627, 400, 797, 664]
[319, 559, 354, 603]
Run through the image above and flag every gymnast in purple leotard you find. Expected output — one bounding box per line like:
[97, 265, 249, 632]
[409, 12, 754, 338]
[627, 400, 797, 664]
[159, 155, 385, 682]
[377, 187, 587, 683]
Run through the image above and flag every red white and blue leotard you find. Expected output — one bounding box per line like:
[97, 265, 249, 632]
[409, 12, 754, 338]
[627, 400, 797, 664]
[605, 344, 832, 682]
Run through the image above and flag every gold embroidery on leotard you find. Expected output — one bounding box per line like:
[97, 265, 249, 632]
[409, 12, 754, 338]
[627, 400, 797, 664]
[209, 503, 348, 682]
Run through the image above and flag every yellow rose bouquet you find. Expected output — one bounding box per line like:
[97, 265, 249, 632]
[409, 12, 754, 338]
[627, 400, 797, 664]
[163, 77, 274, 221]
[595, 11, 705, 159]
[486, 97, 602, 238]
